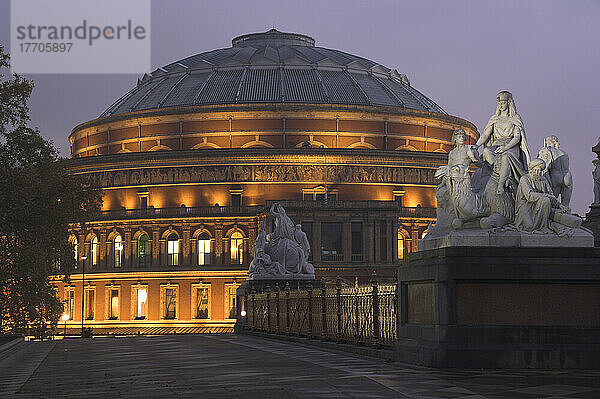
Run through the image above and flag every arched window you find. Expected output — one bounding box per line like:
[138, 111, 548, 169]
[230, 232, 243, 264]
[114, 235, 122, 268]
[397, 231, 405, 261]
[137, 233, 149, 267]
[90, 236, 98, 267]
[167, 233, 179, 266]
[198, 233, 211, 266]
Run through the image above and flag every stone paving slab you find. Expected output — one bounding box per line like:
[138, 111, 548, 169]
[0, 335, 598, 398]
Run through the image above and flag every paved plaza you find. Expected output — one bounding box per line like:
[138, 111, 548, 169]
[1, 334, 600, 398]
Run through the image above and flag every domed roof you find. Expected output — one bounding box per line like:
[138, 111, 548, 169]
[100, 29, 445, 117]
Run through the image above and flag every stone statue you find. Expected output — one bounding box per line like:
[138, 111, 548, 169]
[428, 129, 484, 237]
[537, 135, 572, 207]
[592, 159, 600, 205]
[474, 91, 530, 196]
[513, 158, 581, 235]
[294, 224, 310, 259]
[420, 91, 594, 250]
[248, 203, 314, 279]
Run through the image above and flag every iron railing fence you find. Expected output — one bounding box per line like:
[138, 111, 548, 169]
[244, 280, 398, 347]
[93, 205, 263, 221]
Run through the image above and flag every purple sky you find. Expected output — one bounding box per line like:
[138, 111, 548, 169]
[1, 0, 599, 215]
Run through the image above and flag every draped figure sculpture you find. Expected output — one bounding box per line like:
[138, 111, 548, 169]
[475, 91, 530, 196]
[248, 203, 314, 279]
[514, 158, 582, 235]
[537, 135, 572, 208]
[473, 91, 530, 229]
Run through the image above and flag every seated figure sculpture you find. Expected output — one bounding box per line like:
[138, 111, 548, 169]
[538, 135, 572, 208]
[514, 158, 582, 235]
[248, 203, 315, 279]
[428, 129, 485, 237]
[474, 91, 530, 229]
[474, 91, 530, 196]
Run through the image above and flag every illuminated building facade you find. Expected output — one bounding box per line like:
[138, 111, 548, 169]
[56, 30, 478, 333]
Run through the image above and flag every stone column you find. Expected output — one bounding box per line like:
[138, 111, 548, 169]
[152, 226, 160, 267]
[248, 224, 257, 252]
[411, 224, 420, 253]
[392, 218, 399, 263]
[365, 220, 374, 264]
[123, 227, 132, 269]
[78, 232, 86, 270]
[342, 220, 351, 262]
[214, 225, 223, 264]
[313, 222, 322, 263]
[99, 229, 107, 269]
[387, 219, 393, 263]
[374, 220, 381, 263]
[248, 224, 257, 263]
[182, 224, 191, 266]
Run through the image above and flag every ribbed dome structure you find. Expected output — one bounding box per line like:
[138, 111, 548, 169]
[101, 29, 445, 117]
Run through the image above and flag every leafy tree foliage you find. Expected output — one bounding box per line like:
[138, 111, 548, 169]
[0, 46, 102, 335]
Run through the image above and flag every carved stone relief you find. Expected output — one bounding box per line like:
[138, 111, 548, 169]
[85, 164, 437, 188]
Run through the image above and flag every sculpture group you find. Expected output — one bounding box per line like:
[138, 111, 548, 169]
[248, 203, 315, 279]
[427, 90, 585, 240]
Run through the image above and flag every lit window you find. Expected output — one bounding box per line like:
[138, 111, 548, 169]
[85, 288, 95, 320]
[198, 233, 211, 265]
[398, 231, 405, 261]
[230, 232, 243, 264]
[90, 237, 98, 267]
[225, 284, 240, 319]
[137, 234, 149, 267]
[114, 235, 122, 268]
[135, 287, 147, 319]
[167, 234, 179, 266]
[195, 287, 210, 319]
[66, 288, 75, 320]
[165, 288, 176, 319]
[109, 288, 119, 319]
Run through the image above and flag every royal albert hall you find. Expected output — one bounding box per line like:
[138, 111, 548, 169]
[56, 30, 478, 334]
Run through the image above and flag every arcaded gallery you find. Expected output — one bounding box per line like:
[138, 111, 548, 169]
[55, 29, 478, 334]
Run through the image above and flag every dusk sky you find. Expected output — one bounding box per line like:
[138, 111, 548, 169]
[1, 0, 599, 215]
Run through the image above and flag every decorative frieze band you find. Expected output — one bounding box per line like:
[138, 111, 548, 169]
[85, 164, 437, 188]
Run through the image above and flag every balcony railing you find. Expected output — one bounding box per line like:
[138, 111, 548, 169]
[322, 253, 344, 262]
[93, 205, 263, 221]
[351, 254, 364, 262]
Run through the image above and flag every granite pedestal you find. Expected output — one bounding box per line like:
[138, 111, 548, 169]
[396, 246, 600, 368]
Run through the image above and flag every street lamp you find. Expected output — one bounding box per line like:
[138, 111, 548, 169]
[61, 313, 69, 337]
[80, 255, 87, 338]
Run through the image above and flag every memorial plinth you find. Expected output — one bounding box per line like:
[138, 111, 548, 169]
[396, 246, 600, 368]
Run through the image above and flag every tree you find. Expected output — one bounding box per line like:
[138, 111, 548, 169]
[0, 46, 102, 335]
